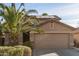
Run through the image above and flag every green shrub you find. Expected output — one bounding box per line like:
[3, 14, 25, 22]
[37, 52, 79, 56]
[14, 45, 32, 56]
[0, 46, 13, 56]
[0, 46, 32, 56]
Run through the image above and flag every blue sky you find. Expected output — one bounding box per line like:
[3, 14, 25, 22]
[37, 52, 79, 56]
[5, 3, 79, 28]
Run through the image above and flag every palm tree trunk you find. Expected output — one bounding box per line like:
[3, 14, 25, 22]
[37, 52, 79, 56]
[4, 32, 9, 45]
[4, 32, 23, 46]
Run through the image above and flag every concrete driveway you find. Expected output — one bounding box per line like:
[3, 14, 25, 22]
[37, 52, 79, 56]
[33, 48, 79, 56]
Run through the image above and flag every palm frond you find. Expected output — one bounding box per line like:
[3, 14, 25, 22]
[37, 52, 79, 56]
[0, 3, 5, 9]
[11, 3, 16, 14]
[17, 3, 25, 12]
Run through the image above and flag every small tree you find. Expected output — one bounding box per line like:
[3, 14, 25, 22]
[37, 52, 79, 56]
[42, 13, 48, 16]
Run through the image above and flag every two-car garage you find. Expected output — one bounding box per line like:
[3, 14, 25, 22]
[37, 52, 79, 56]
[33, 33, 71, 49]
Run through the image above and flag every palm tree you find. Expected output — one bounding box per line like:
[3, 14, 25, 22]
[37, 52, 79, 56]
[0, 3, 40, 45]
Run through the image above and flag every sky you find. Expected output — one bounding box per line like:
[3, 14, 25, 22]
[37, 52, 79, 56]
[4, 3, 79, 28]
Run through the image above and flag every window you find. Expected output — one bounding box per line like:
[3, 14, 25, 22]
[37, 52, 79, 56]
[51, 22, 54, 30]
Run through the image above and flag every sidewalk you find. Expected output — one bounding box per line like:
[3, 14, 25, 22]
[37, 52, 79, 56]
[40, 52, 59, 56]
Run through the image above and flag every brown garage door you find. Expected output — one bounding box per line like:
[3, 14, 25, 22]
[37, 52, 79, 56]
[34, 33, 69, 49]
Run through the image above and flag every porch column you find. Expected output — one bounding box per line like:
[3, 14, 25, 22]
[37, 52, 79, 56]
[69, 33, 74, 48]
[30, 33, 35, 48]
[18, 33, 23, 45]
[4, 33, 9, 45]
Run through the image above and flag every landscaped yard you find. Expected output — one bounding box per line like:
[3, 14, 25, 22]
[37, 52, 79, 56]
[0, 45, 32, 56]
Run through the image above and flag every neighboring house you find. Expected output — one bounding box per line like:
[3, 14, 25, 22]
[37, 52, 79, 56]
[30, 15, 76, 49]
[73, 28, 79, 41]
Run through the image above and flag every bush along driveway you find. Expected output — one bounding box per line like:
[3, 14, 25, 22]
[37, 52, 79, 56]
[0, 45, 32, 56]
[33, 48, 79, 56]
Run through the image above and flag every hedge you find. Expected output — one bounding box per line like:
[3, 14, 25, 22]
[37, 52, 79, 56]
[0, 45, 32, 56]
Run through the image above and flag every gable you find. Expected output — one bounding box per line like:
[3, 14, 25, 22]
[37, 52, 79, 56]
[39, 20, 75, 31]
[54, 22, 74, 31]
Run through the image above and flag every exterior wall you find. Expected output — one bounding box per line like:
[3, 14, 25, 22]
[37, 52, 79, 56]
[40, 22, 52, 31]
[40, 21, 72, 32]
[73, 33, 79, 42]
[54, 22, 72, 31]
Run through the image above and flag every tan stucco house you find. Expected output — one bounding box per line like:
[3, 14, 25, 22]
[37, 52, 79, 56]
[30, 15, 76, 49]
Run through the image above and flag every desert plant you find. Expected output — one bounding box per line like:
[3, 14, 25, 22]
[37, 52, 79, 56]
[14, 45, 32, 56]
[0, 46, 32, 56]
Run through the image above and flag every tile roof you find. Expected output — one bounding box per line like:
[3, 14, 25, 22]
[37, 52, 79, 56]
[36, 15, 61, 20]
